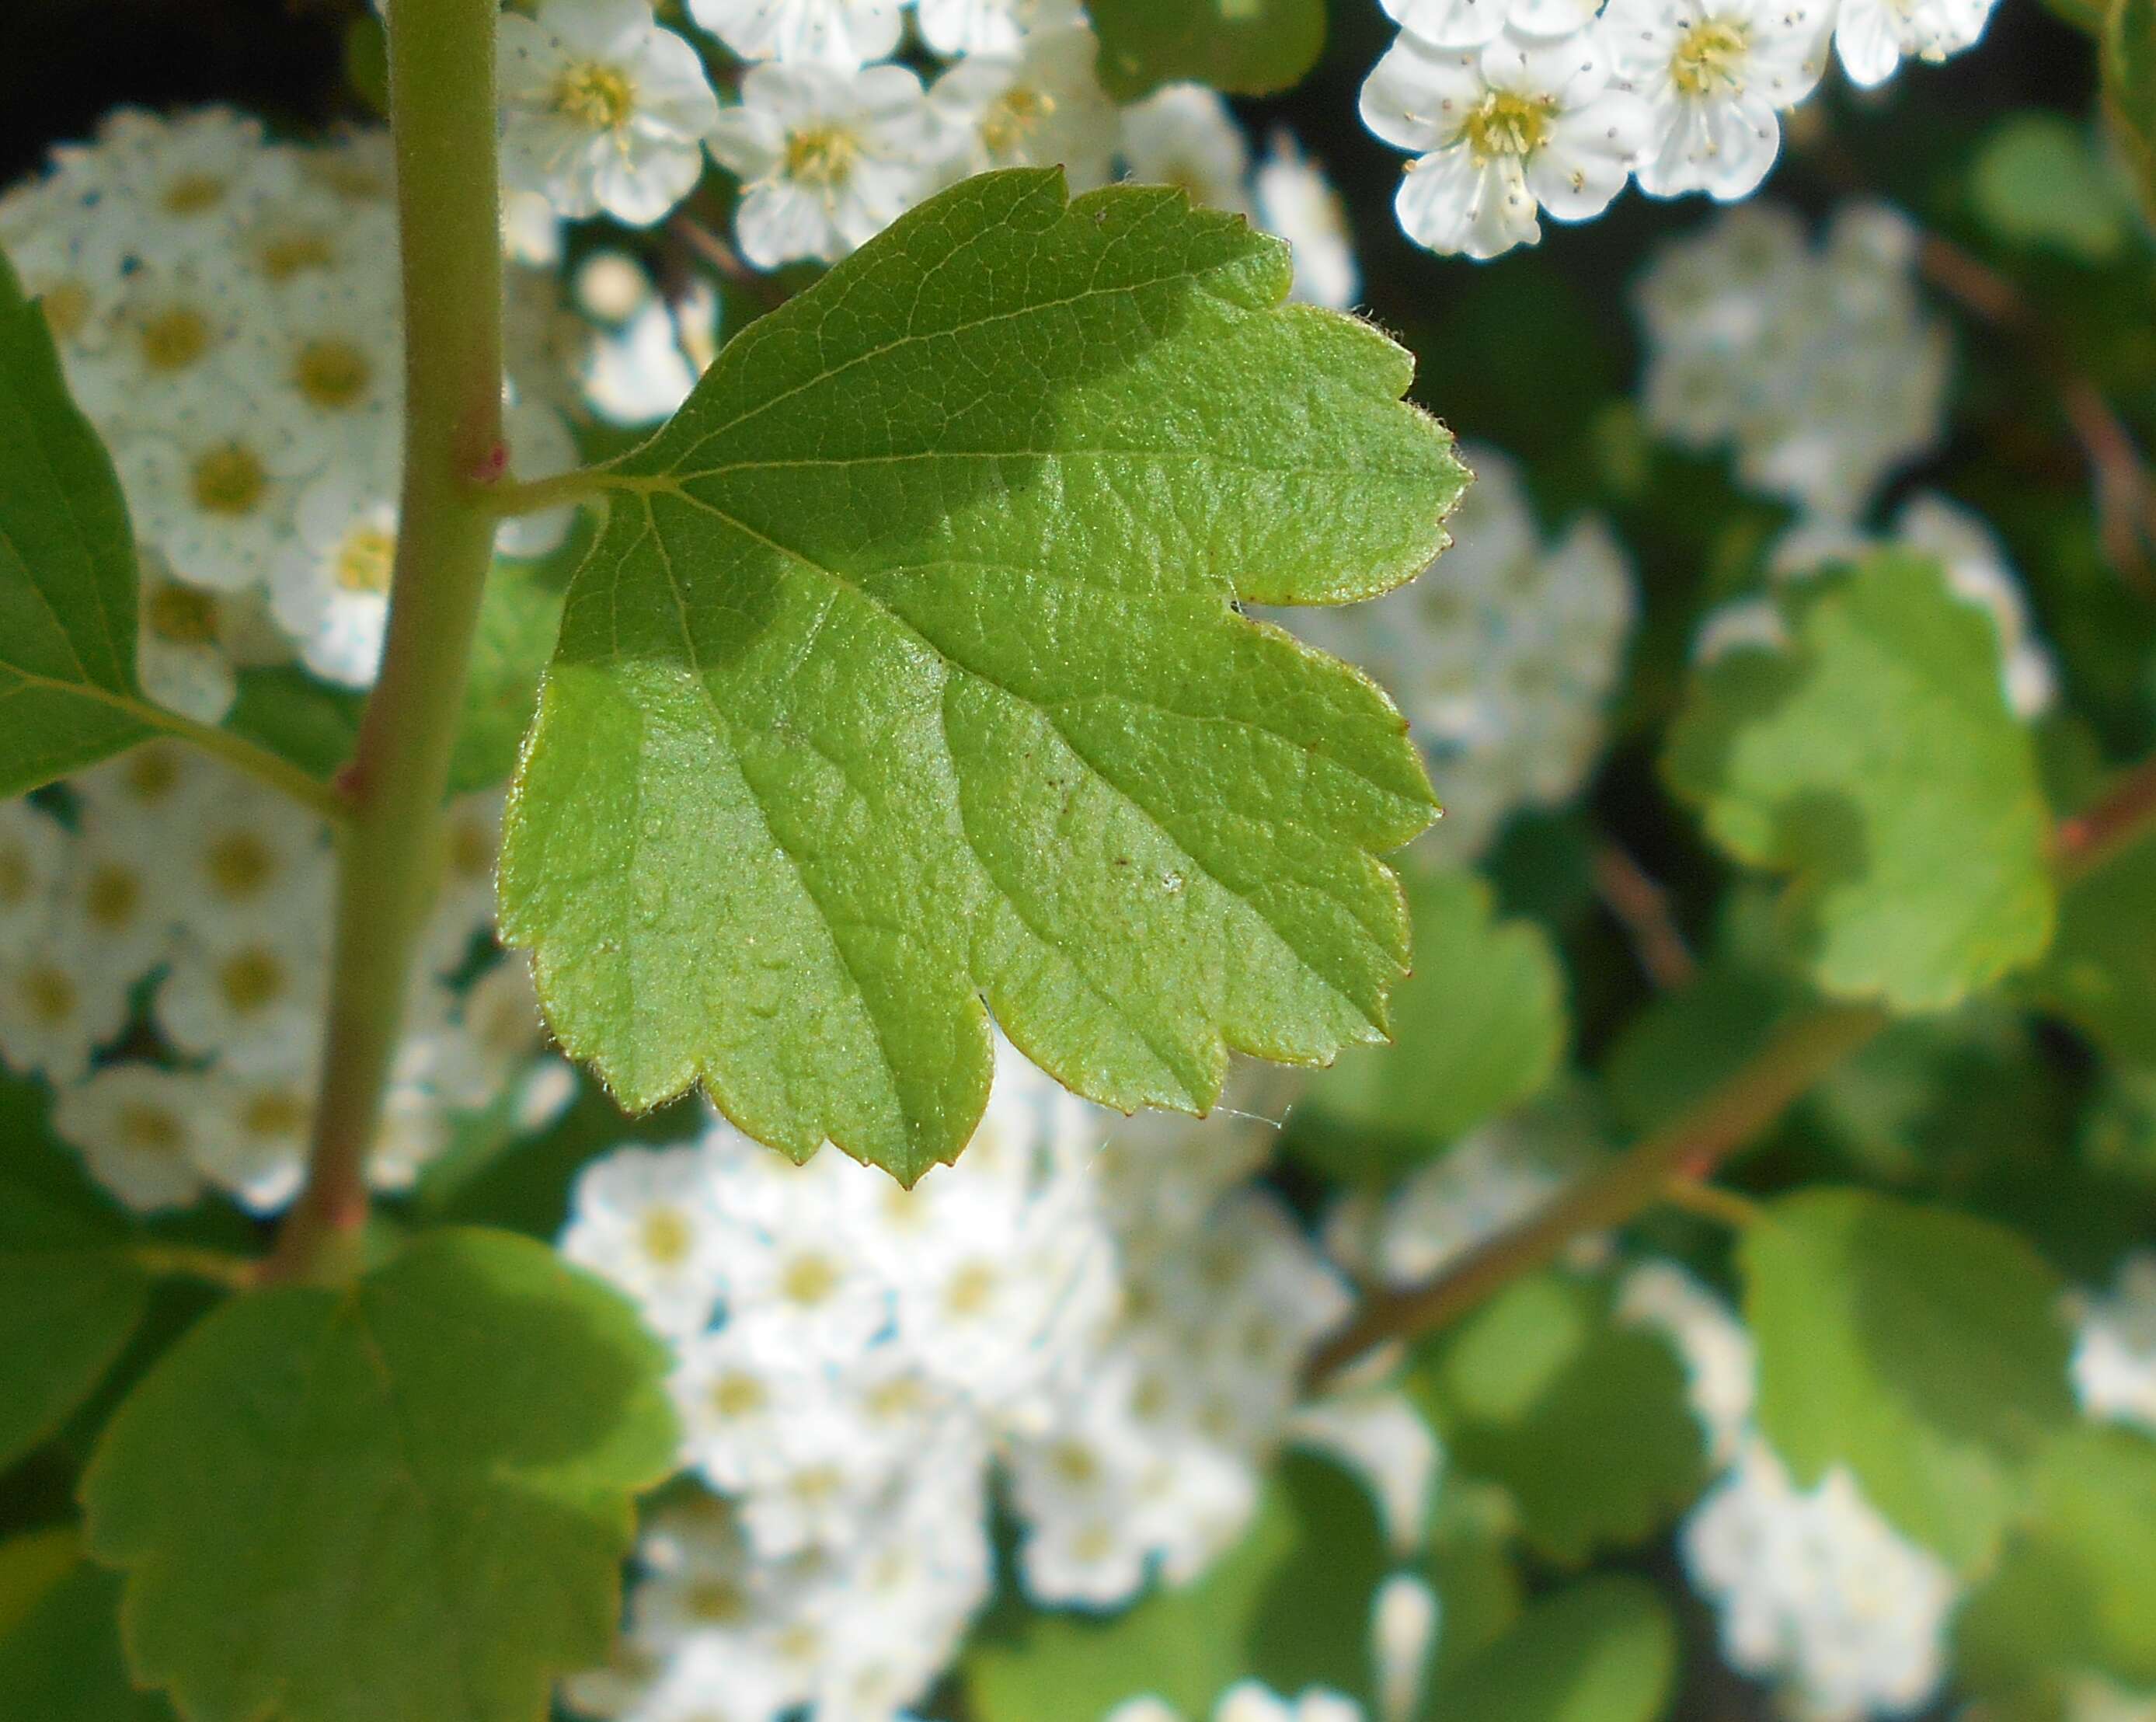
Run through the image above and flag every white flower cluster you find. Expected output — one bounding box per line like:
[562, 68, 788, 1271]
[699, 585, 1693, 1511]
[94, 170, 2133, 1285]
[492, 0, 1357, 304]
[1698, 491, 2060, 720]
[0, 110, 578, 703]
[0, 756, 553, 1214]
[1635, 201, 1951, 521]
[560, 1052, 1357, 1722]
[1278, 444, 1635, 863]
[2071, 1250, 2156, 1435]
[1109, 1683, 1367, 1722]
[1619, 1263, 1959, 1720]
[1359, 0, 1998, 260]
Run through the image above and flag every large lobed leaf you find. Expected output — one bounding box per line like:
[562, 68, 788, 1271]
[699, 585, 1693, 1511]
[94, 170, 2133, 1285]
[501, 170, 1464, 1183]
[1666, 555, 2056, 1015]
[1741, 1187, 2077, 1572]
[0, 249, 152, 795]
[80, 1229, 678, 1722]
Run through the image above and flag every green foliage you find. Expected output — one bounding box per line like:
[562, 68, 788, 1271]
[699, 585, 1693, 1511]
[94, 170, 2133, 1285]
[1741, 1187, 2077, 1570]
[451, 557, 569, 795]
[0, 249, 152, 797]
[1409, 1271, 1708, 1566]
[502, 170, 1463, 1183]
[1290, 866, 1567, 1180]
[2024, 816, 2156, 1062]
[0, 1543, 169, 1721]
[1424, 1577, 1678, 1722]
[1970, 114, 2134, 261]
[221, 668, 364, 783]
[2103, 0, 2156, 225]
[1665, 555, 2057, 1015]
[1957, 1426, 2156, 1698]
[964, 1451, 1391, 1718]
[79, 1229, 677, 1722]
[1086, 0, 1325, 99]
[0, 1080, 152, 1474]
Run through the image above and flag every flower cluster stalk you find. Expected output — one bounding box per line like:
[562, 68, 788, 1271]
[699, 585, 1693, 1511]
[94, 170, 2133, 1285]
[266, 0, 508, 1282]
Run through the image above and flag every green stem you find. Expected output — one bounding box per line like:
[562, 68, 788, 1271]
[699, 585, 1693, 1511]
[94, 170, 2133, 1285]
[130, 1243, 260, 1293]
[145, 707, 349, 824]
[266, 0, 505, 1285]
[1304, 1002, 1890, 1388]
[479, 467, 608, 519]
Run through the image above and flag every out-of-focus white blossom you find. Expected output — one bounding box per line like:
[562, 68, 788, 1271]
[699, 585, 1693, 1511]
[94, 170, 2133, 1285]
[1110, 1683, 1367, 1722]
[1120, 84, 1254, 215]
[707, 63, 942, 268]
[1635, 200, 1951, 521]
[1359, 28, 1648, 260]
[928, 26, 1120, 188]
[2071, 1252, 2156, 1434]
[691, 0, 905, 68]
[498, 0, 720, 227]
[1254, 133, 1360, 308]
[1279, 445, 1635, 861]
[1830, 0, 1999, 88]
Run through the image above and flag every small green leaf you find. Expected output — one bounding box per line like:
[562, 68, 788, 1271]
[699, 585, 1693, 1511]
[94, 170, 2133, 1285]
[1426, 1577, 1677, 1722]
[1970, 114, 2133, 261]
[965, 1452, 1391, 1719]
[0, 248, 154, 795]
[0, 1552, 170, 1721]
[1410, 1272, 1708, 1566]
[1088, 0, 1325, 99]
[1741, 1188, 2077, 1572]
[1666, 555, 2056, 1014]
[80, 1229, 678, 1722]
[503, 170, 1462, 1182]
[1957, 1426, 2156, 1696]
[0, 1528, 80, 1640]
[2103, 0, 2156, 224]
[2022, 812, 2156, 1063]
[1290, 867, 1566, 1180]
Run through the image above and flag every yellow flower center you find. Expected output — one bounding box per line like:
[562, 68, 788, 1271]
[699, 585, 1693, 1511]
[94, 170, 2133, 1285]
[1463, 89, 1552, 161]
[943, 1260, 998, 1316]
[242, 1088, 310, 1138]
[0, 845, 33, 906]
[684, 1577, 747, 1624]
[84, 864, 143, 931]
[783, 125, 860, 190]
[205, 831, 276, 901]
[446, 817, 495, 884]
[161, 172, 228, 214]
[126, 746, 183, 803]
[147, 582, 221, 645]
[218, 947, 288, 1013]
[41, 281, 93, 343]
[294, 339, 374, 410]
[20, 965, 75, 1024]
[981, 87, 1056, 158]
[709, 1369, 767, 1419]
[119, 1103, 186, 1156]
[552, 62, 636, 130]
[259, 232, 336, 281]
[1671, 18, 1750, 94]
[190, 444, 270, 518]
[333, 526, 397, 595]
[639, 1207, 695, 1266]
[779, 1251, 841, 1306]
[140, 307, 213, 372]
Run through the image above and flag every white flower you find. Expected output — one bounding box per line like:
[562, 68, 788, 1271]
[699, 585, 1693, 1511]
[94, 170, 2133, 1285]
[1831, 0, 1999, 87]
[137, 549, 242, 725]
[1617, 1260, 1757, 1462]
[1286, 1390, 1441, 1552]
[54, 807, 179, 988]
[917, 0, 1085, 56]
[562, 1144, 742, 1337]
[927, 26, 1120, 189]
[155, 921, 330, 1077]
[114, 383, 311, 594]
[0, 803, 67, 960]
[193, 1071, 315, 1213]
[1371, 1574, 1440, 1722]
[51, 1065, 212, 1213]
[688, 0, 903, 69]
[430, 957, 545, 1111]
[1253, 133, 1360, 309]
[422, 791, 508, 978]
[708, 63, 941, 269]
[499, 0, 721, 227]
[1603, 0, 1828, 200]
[583, 296, 705, 425]
[162, 768, 335, 941]
[2072, 1252, 2156, 1434]
[270, 473, 399, 688]
[0, 940, 133, 1086]
[1120, 84, 1252, 214]
[1360, 27, 1649, 260]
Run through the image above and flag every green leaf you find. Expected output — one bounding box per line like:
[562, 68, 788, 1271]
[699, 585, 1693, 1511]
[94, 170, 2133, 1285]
[965, 1451, 1391, 1719]
[1088, 0, 1325, 99]
[1741, 1188, 2077, 1571]
[0, 248, 155, 795]
[1603, 959, 1798, 1135]
[2103, 0, 2156, 224]
[0, 1527, 80, 1640]
[2022, 814, 2156, 1064]
[80, 1229, 678, 1722]
[1970, 114, 2133, 261]
[450, 558, 568, 796]
[0, 1075, 152, 1474]
[1409, 1272, 1708, 1566]
[0, 1552, 170, 1721]
[220, 668, 364, 783]
[1290, 867, 1566, 1181]
[502, 170, 1462, 1183]
[1665, 555, 2056, 1014]
[1957, 1427, 2156, 1696]
[1425, 1577, 1677, 1722]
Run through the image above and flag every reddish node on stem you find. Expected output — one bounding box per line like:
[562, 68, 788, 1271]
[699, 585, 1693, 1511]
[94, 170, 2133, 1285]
[467, 439, 510, 485]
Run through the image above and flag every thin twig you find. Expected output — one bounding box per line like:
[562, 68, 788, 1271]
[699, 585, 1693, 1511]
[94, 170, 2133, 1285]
[1918, 234, 2156, 600]
[2058, 752, 2156, 880]
[1661, 1177, 1768, 1231]
[667, 213, 789, 308]
[1590, 841, 1698, 989]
